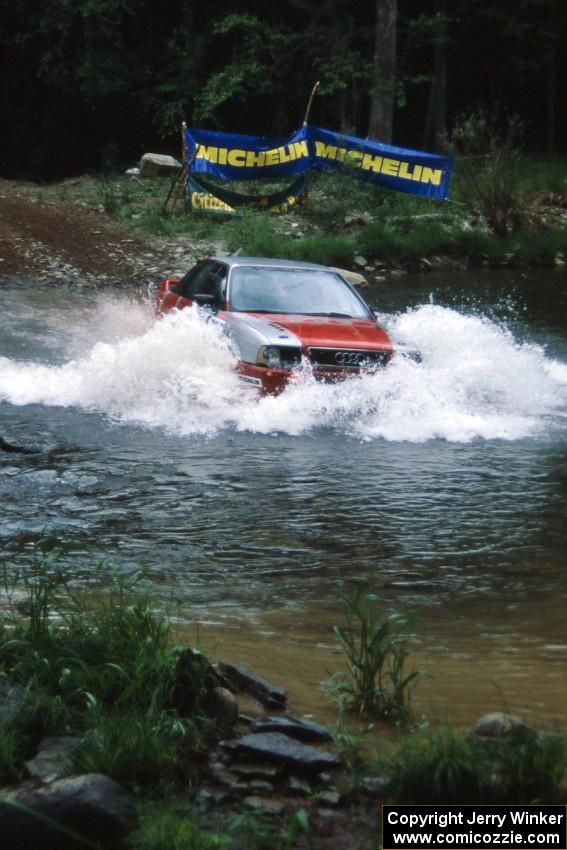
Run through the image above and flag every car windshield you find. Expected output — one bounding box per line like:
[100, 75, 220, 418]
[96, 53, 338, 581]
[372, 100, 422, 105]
[229, 267, 370, 318]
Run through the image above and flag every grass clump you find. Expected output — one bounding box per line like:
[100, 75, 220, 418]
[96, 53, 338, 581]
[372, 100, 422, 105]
[130, 800, 313, 850]
[0, 531, 220, 788]
[385, 723, 567, 803]
[0, 719, 26, 784]
[130, 801, 226, 850]
[327, 589, 422, 722]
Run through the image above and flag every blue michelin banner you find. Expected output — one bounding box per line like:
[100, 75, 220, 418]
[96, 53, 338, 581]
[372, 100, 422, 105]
[186, 125, 452, 200]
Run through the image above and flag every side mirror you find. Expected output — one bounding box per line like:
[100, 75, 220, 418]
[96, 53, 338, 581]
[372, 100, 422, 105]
[193, 293, 217, 306]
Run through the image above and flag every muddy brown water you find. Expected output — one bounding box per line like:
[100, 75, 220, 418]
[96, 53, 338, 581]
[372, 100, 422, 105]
[1, 269, 566, 732]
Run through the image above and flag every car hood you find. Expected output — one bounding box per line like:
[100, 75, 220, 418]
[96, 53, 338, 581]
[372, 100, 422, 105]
[257, 314, 393, 351]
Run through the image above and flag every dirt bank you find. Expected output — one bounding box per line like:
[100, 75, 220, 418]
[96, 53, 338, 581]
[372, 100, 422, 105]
[0, 180, 199, 287]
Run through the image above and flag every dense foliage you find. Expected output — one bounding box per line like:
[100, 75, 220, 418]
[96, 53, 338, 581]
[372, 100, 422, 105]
[1, 0, 566, 179]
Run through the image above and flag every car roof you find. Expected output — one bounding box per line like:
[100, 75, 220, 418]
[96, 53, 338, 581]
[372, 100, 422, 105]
[210, 256, 332, 272]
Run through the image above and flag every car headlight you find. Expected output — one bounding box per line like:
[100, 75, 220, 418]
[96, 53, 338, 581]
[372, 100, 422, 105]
[257, 346, 283, 369]
[256, 346, 302, 370]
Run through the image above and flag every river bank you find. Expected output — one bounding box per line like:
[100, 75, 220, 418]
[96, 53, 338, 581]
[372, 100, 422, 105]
[1, 164, 566, 289]
[1, 551, 564, 850]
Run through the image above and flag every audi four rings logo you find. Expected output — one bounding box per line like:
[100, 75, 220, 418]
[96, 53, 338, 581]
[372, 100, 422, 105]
[334, 351, 366, 366]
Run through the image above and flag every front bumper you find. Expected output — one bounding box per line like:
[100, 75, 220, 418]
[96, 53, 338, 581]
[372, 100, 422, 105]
[236, 360, 389, 395]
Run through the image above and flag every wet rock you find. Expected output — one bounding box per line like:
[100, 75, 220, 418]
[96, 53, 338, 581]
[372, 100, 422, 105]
[250, 714, 331, 742]
[0, 437, 38, 454]
[317, 790, 343, 807]
[226, 732, 340, 776]
[249, 779, 274, 793]
[196, 787, 236, 807]
[199, 687, 238, 729]
[25, 737, 80, 783]
[231, 762, 280, 781]
[244, 796, 285, 816]
[472, 712, 536, 740]
[171, 648, 223, 715]
[205, 766, 241, 788]
[288, 776, 311, 795]
[218, 662, 286, 709]
[0, 681, 25, 723]
[0, 773, 136, 850]
[139, 153, 182, 177]
[330, 267, 366, 287]
[360, 775, 391, 797]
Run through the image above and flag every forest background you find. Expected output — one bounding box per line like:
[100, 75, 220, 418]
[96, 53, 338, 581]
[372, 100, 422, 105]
[1, 0, 566, 181]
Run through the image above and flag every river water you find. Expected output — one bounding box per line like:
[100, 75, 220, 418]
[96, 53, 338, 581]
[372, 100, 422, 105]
[1, 270, 566, 729]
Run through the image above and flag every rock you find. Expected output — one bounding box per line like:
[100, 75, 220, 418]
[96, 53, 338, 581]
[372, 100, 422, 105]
[195, 787, 236, 807]
[0, 681, 25, 723]
[360, 775, 390, 797]
[226, 732, 340, 776]
[25, 736, 80, 783]
[288, 776, 311, 795]
[250, 714, 331, 743]
[248, 779, 274, 793]
[199, 687, 238, 729]
[0, 773, 136, 850]
[218, 662, 286, 709]
[244, 796, 285, 816]
[139, 153, 182, 177]
[171, 647, 223, 715]
[353, 255, 368, 269]
[472, 712, 536, 740]
[205, 766, 241, 789]
[555, 253, 565, 268]
[231, 762, 280, 781]
[317, 790, 343, 807]
[0, 437, 38, 454]
[330, 267, 367, 287]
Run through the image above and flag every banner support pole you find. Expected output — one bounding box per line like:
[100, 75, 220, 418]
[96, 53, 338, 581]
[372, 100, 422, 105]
[163, 121, 192, 214]
[302, 81, 320, 126]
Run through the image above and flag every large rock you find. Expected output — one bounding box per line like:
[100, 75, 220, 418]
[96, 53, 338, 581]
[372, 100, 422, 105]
[25, 736, 80, 782]
[330, 267, 367, 287]
[472, 712, 536, 740]
[170, 647, 223, 715]
[198, 687, 238, 729]
[139, 153, 182, 177]
[0, 773, 136, 849]
[218, 662, 286, 709]
[225, 732, 340, 776]
[250, 714, 331, 742]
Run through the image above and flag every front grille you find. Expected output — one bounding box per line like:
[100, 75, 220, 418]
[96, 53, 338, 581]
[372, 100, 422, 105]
[308, 348, 391, 369]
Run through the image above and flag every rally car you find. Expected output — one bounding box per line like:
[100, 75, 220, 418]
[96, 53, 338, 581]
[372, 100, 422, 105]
[153, 256, 394, 394]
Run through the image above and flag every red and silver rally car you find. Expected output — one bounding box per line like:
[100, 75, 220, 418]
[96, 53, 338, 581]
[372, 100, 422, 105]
[154, 256, 394, 394]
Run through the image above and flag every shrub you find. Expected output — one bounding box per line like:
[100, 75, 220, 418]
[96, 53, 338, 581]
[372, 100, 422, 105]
[76, 707, 185, 787]
[447, 110, 528, 236]
[328, 589, 422, 721]
[0, 533, 219, 785]
[386, 724, 567, 804]
[387, 724, 487, 803]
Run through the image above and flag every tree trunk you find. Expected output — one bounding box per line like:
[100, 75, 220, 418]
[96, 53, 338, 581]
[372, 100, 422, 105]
[367, 0, 397, 142]
[545, 4, 558, 155]
[422, 0, 447, 151]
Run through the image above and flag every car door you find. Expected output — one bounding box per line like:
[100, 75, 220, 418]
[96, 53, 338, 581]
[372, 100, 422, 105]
[176, 261, 228, 311]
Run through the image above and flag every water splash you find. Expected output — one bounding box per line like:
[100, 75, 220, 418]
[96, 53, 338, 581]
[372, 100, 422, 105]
[0, 298, 565, 442]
